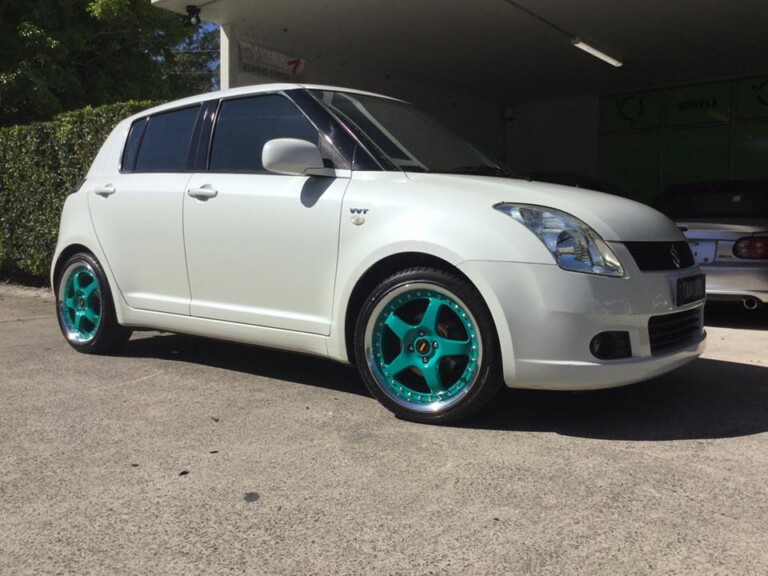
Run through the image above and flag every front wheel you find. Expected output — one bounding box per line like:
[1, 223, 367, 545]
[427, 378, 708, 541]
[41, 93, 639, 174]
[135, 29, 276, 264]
[55, 252, 131, 354]
[354, 268, 502, 424]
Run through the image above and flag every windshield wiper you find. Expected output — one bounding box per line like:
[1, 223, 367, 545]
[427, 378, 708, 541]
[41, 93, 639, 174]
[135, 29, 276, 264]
[442, 166, 514, 178]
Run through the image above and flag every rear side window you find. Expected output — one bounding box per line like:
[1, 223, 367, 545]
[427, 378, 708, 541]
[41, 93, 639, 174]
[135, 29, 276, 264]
[209, 94, 319, 173]
[123, 106, 200, 173]
[121, 118, 146, 172]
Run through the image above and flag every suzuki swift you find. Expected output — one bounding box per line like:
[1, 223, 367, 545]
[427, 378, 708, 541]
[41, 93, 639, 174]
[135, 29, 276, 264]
[52, 84, 707, 423]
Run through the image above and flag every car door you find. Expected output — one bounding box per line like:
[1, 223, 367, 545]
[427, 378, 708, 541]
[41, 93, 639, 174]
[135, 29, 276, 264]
[89, 105, 201, 315]
[183, 93, 350, 335]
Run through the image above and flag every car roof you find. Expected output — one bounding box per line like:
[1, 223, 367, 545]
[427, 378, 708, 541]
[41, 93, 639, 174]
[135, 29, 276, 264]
[124, 83, 404, 123]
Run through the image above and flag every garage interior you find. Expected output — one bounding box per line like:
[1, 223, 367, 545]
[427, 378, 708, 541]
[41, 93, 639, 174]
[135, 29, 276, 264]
[153, 0, 768, 205]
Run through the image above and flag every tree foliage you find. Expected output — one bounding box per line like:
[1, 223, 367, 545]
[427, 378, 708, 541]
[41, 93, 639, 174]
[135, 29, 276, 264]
[0, 100, 160, 279]
[0, 0, 218, 126]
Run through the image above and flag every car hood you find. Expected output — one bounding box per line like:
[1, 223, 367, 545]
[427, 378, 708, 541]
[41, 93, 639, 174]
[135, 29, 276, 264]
[405, 173, 684, 242]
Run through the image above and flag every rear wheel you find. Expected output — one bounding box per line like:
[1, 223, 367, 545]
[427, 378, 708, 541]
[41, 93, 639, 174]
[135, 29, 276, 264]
[55, 252, 131, 354]
[354, 268, 502, 423]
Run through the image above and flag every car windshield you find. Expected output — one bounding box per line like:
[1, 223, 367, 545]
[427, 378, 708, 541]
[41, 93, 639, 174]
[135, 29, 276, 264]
[310, 89, 512, 176]
[656, 182, 768, 219]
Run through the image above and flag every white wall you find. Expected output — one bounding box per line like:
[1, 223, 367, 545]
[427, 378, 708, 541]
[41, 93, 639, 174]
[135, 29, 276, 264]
[505, 95, 600, 177]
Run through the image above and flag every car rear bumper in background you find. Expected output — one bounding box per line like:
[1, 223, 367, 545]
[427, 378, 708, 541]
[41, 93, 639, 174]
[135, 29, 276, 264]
[699, 264, 768, 304]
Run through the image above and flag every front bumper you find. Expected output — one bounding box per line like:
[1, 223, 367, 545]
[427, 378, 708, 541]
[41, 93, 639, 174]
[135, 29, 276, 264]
[459, 255, 706, 391]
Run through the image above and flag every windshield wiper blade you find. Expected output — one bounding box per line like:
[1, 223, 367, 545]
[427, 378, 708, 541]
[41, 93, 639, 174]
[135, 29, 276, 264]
[443, 166, 514, 178]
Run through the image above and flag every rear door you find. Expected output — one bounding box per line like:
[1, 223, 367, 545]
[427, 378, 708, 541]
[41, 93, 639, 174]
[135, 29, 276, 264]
[89, 105, 200, 315]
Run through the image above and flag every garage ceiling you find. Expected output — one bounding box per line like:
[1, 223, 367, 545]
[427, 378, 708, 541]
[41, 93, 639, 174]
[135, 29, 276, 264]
[155, 0, 768, 104]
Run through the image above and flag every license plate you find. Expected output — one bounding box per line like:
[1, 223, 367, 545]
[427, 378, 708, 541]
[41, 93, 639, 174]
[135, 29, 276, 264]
[689, 240, 716, 265]
[677, 274, 706, 306]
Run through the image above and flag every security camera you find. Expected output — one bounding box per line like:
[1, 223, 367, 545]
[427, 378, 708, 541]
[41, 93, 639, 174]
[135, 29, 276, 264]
[186, 5, 201, 26]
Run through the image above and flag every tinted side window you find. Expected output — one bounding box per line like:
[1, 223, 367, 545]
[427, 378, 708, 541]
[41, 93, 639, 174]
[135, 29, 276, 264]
[209, 94, 319, 173]
[121, 118, 147, 172]
[134, 106, 200, 172]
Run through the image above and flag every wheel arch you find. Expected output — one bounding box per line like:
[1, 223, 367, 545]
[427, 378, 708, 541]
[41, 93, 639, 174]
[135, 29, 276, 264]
[52, 242, 128, 326]
[342, 251, 497, 365]
[52, 244, 92, 290]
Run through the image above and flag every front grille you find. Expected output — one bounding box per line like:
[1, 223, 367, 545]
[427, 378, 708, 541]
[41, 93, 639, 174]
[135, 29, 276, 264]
[624, 241, 695, 271]
[648, 309, 702, 356]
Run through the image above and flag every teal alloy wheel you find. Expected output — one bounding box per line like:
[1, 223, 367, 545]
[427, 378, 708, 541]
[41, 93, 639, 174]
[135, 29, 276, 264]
[368, 284, 481, 409]
[58, 262, 102, 343]
[356, 268, 502, 422]
[55, 252, 132, 354]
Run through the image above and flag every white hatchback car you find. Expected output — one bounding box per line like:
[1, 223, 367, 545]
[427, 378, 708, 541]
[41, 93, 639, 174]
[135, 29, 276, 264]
[52, 84, 706, 423]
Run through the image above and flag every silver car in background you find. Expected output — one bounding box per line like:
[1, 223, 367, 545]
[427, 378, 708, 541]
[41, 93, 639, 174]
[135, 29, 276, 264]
[655, 181, 768, 310]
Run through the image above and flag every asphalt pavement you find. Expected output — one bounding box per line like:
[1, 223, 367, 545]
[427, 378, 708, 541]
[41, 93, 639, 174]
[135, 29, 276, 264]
[1, 284, 767, 576]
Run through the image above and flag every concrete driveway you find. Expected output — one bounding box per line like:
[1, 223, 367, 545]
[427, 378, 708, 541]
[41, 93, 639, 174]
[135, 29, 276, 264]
[1, 285, 767, 576]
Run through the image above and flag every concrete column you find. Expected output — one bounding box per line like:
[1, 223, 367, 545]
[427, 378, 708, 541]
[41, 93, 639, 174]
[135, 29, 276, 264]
[220, 23, 238, 89]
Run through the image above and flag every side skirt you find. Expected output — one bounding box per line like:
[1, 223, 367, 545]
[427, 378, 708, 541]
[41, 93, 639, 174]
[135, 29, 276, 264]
[119, 307, 331, 359]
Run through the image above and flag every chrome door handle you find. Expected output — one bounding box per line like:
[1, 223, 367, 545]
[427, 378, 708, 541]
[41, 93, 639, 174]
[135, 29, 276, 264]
[187, 186, 218, 200]
[94, 185, 116, 197]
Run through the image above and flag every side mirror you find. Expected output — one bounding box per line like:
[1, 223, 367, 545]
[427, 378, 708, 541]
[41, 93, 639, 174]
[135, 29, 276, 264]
[262, 138, 325, 176]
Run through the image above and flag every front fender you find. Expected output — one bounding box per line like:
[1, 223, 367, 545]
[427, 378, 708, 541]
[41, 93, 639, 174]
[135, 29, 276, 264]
[326, 172, 551, 363]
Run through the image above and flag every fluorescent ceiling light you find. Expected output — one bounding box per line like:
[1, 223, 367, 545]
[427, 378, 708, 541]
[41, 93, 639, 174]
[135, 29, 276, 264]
[572, 38, 623, 67]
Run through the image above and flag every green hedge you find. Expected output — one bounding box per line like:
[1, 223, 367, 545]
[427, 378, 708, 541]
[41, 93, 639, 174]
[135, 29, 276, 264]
[0, 100, 159, 283]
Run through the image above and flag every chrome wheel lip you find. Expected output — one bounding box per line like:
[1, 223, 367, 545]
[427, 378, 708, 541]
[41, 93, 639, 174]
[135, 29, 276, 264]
[364, 282, 483, 414]
[57, 261, 103, 345]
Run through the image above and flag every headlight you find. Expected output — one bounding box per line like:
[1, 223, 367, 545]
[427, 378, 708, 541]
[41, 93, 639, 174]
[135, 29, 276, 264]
[494, 203, 624, 277]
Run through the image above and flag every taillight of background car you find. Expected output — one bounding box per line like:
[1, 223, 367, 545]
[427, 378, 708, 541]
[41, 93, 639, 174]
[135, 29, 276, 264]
[733, 236, 768, 259]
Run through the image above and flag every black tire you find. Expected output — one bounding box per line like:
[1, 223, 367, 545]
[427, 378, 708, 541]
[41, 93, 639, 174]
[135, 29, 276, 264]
[354, 267, 502, 424]
[55, 252, 132, 354]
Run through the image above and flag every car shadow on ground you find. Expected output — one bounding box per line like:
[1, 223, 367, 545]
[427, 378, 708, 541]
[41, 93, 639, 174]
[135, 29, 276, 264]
[466, 358, 768, 440]
[120, 332, 368, 398]
[705, 302, 767, 330]
[120, 334, 767, 441]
